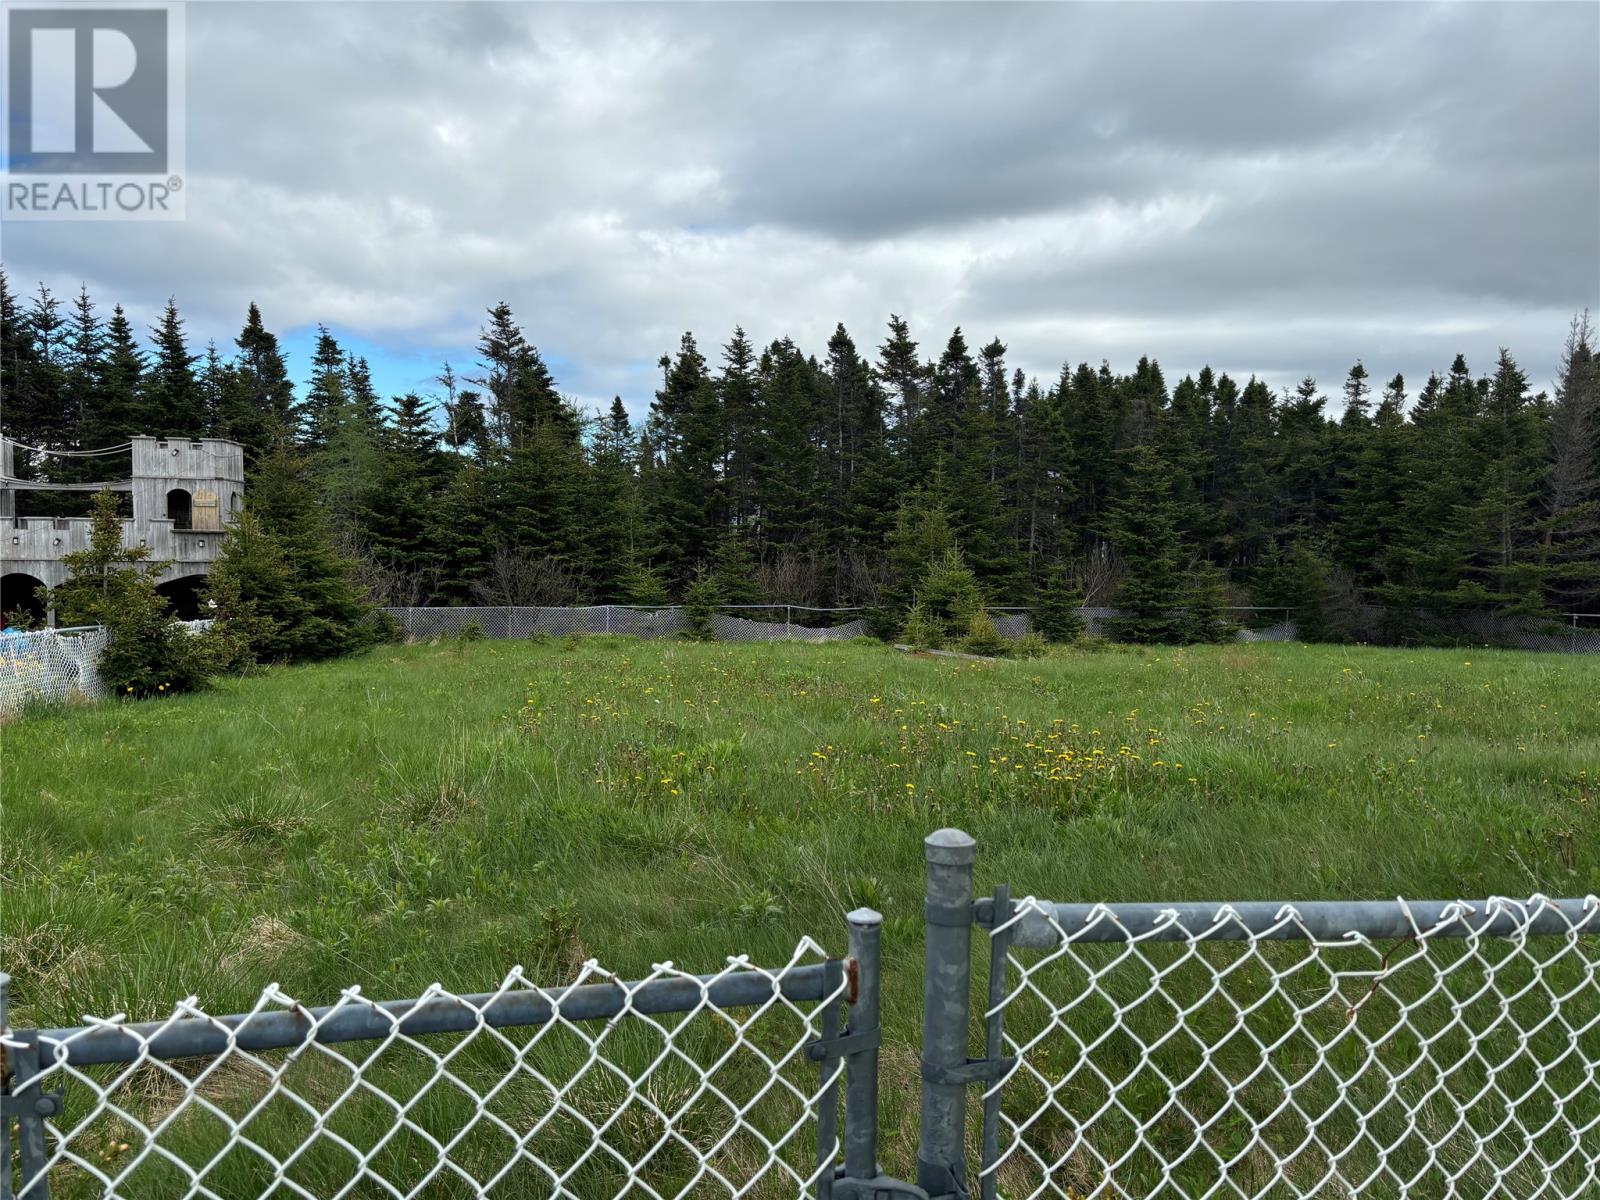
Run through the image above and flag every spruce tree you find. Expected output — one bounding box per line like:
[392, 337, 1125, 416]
[298, 326, 347, 450]
[1105, 444, 1189, 642]
[219, 303, 295, 463]
[360, 392, 444, 594]
[720, 328, 761, 529]
[63, 286, 105, 456]
[47, 490, 207, 695]
[584, 398, 649, 596]
[0, 270, 49, 449]
[204, 510, 303, 663]
[1032, 565, 1085, 642]
[1533, 314, 1600, 609]
[1467, 349, 1546, 610]
[1335, 374, 1412, 582]
[709, 528, 763, 605]
[752, 338, 820, 552]
[88, 305, 145, 448]
[143, 298, 204, 435]
[249, 444, 373, 659]
[876, 314, 926, 478]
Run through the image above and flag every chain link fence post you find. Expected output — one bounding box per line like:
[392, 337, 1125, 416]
[918, 829, 976, 1199]
[1, 972, 54, 1200]
[1, 971, 10, 1200]
[842, 908, 882, 1189]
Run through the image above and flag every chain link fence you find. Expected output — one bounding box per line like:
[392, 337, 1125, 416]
[1350, 607, 1600, 653]
[914, 831, 1600, 1200]
[5, 606, 1594, 717]
[381, 606, 871, 644]
[4, 829, 1597, 1199]
[384, 605, 1600, 654]
[981, 895, 1600, 1199]
[0, 941, 854, 1200]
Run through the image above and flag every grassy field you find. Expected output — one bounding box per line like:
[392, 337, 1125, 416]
[3, 636, 1597, 1194]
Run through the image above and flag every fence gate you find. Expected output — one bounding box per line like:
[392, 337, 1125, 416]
[916, 829, 1600, 1200]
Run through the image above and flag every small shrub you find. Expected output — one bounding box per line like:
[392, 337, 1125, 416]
[457, 620, 485, 642]
[733, 887, 785, 926]
[1183, 564, 1235, 644]
[901, 599, 945, 649]
[1013, 631, 1049, 659]
[1033, 567, 1086, 642]
[957, 609, 1012, 658]
[191, 619, 258, 676]
[920, 548, 984, 633]
[681, 569, 722, 642]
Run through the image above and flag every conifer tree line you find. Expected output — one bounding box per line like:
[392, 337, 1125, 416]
[4, 269, 1597, 645]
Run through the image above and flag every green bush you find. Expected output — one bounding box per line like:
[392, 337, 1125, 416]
[1032, 568, 1085, 642]
[97, 583, 212, 697]
[1182, 563, 1235, 644]
[920, 548, 984, 634]
[957, 609, 1013, 658]
[1012, 631, 1049, 659]
[900, 599, 945, 650]
[681, 569, 723, 642]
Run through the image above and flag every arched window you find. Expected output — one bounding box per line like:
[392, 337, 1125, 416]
[228, 491, 242, 513]
[166, 487, 193, 529]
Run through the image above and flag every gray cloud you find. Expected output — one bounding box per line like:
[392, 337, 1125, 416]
[3, 1, 1595, 414]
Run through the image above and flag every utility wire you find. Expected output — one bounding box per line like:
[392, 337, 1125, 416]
[1, 440, 133, 457]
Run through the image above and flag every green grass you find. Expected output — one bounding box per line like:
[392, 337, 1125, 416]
[3, 637, 1597, 1196]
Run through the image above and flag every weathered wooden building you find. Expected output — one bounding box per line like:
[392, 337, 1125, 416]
[1, 436, 245, 622]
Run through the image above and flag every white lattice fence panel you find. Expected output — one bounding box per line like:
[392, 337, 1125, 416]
[15, 943, 847, 1200]
[984, 897, 1600, 1200]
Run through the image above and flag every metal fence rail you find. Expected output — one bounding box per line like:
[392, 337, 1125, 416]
[5, 831, 1597, 1200]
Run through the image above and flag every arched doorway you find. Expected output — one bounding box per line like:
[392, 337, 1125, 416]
[156, 573, 208, 620]
[1, 572, 47, 628]
[166, 487, 193, 529]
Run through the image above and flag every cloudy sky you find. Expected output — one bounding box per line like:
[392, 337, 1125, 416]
[4, 1, 1597, 418]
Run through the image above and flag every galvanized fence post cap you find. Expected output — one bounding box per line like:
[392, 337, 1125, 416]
[846, 907, 884, 928]
[925, 828, 976, 865]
